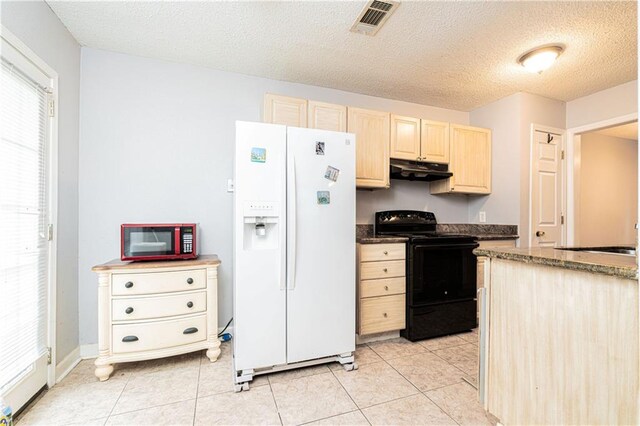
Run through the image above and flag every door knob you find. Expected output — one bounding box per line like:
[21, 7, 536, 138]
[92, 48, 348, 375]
[536, 231, 546, 237]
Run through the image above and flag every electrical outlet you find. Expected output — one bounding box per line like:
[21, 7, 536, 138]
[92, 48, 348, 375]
[227, 179, 234, 193]
[479, 211, 486, 223]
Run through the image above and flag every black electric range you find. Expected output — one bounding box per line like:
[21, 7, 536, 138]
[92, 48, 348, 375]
[375, 210, 479, 341]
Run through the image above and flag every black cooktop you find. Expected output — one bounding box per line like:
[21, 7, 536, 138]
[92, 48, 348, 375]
[374, 210, 476, 243]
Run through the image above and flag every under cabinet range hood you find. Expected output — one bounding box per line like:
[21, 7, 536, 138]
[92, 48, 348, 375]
[389, 159, 452, 182]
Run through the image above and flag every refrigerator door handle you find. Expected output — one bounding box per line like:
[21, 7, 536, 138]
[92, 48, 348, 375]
[287, 154, 297, 290]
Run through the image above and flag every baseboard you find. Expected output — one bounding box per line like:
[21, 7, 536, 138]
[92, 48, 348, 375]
[55, 346, 81, 383]
[80, 344, 98, 359]
[356, 331, 400, 345]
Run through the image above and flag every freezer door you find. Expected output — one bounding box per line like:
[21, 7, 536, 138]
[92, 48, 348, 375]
[286, 127, 356, 363]
[234, 121, 287, 371]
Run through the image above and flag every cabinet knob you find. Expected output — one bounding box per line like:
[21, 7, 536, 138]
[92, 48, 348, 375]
[187, 301, 194, 308]
[125, 307, 134, 314]
[125, 281, 134, 288]
[183, 327, 198, 335]
[384, 285, 389, 291]
[383, 313, 388, 318]
[383, 268, 388, 272]
[383, 251, 388, 255]
[122, 335, 138, 343]
[187, 278, 194, 284]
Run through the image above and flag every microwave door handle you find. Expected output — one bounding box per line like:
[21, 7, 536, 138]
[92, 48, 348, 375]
[174, 227, 181, 255]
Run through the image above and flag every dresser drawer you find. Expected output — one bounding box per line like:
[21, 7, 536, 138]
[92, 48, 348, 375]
[360, 277, 405, 298]
[112, 269, 206, 296]
[360, 243, 405, 262]
[112, 314, 207, 354]
[360, 260, 405, 280]
[112, 291, 207, 321]
[359, 294, 405, 335]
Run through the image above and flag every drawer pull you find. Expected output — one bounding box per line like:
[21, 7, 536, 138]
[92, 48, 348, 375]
[125, 307, 134, 314]
[383, 268, 388, 273]
[187, 278, 194, 284]
[384, 285, 389, 291]
[183, 327, 199, 335]
[383, 313, 388, 318]
[383, 251, 388, 255]
[122, 335, 138, 342]
[125, 281, 134, 288]
[187, 301, 194, 308]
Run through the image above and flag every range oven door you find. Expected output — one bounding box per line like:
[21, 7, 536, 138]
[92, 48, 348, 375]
[121, 225, 195, 261]
[408, 242, 478, 306]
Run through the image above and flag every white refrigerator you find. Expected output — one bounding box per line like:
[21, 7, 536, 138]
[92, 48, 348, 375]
[233, 121, 357, 391]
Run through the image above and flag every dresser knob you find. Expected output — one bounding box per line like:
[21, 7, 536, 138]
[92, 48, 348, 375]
[187, 278, 194, 284]
[383, 313, 388, 318]
[187, 301, 194, 308]
[383, 268, 388, 272]
[383, 251, 388, 255]
[125, 307, 134, 314]
[384, 285, 389, 291]
[125, 281, 133, 288]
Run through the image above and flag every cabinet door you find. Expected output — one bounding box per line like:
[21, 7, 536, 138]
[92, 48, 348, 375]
[431, 124, 491, 194]
[308, 101, 346, 132]
[390, 114, 420, 161]
[347, 107, 390, 189]
[263, 94, 307, 127]
[420, 120, 450, 164]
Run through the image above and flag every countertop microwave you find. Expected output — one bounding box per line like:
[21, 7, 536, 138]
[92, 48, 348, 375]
[121, 223, 198, 261]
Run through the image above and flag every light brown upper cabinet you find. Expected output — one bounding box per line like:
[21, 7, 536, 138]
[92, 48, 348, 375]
[263, 94, 307, 127]
[390, 115, 421, 161]
[431, 124, 492, 195]
[390, 117, 450, 164]
[308, 101, 347, 132]
[421, 120, 450, 164]
[348, 107, 390, 189]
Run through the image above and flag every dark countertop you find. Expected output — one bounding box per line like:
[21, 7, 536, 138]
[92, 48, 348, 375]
[474, 247, 637, 280]
[474, 234, 519, 241]
[356, 236, 409, 244]
[356, 223, 518, 244]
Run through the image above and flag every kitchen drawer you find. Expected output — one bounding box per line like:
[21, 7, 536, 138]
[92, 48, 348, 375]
[360, 243, 405, 262]
[112, 291, 207, 321]
[112, 314, 207, 354]
[360, 260, 405, 280]
[112, 269, 206, 296]
[359, 294, 405, 335]
[360, 277, 405, 298]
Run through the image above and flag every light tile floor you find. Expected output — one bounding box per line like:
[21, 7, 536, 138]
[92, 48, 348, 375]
[17, 329, 496, 426]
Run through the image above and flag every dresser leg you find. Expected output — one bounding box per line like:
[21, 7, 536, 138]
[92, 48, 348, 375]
[94, 360, 114, 381]
[206, 345, 221, 362]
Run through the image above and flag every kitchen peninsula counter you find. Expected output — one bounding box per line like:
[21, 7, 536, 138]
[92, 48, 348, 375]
[475, 246, 637, 279]
[476, 246, 638, 425]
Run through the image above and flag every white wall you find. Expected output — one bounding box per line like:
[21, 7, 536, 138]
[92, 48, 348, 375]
[566, 80, 638, 129]
[469, 92, 566, 244]
[78, 48, 471, 346]
[578, 134, 637, 246]
[1, 2, 81, 364]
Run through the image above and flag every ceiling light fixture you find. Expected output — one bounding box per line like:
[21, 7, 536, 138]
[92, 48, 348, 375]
[518, 45, 564, 74]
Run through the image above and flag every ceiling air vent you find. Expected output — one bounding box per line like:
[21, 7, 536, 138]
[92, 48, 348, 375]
[350, 0, 400, 36]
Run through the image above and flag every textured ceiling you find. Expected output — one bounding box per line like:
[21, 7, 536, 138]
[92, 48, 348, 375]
[47, 1, 637, 111]
[593, 122, 638, 140]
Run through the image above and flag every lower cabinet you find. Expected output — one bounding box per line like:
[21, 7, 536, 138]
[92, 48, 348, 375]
[91, 255, 222, 381]
[357, 243, 406, 335]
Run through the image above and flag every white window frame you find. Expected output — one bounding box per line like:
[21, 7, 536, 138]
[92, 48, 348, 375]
[1, 25, 59, 389]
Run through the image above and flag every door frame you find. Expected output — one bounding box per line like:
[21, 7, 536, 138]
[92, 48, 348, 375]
[1, 26, 59, 393]
[528, 124, 566, 247]
[565, 113, 638, 246]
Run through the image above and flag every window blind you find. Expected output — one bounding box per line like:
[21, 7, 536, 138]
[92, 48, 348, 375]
[0, 58, 50, 391]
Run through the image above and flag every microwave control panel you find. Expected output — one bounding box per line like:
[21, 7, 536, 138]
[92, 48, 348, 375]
[182, 228, 194, 253]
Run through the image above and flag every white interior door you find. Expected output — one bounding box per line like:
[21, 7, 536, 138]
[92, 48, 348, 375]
[1, 38, 53, 411]
[531, 129, 564, 247]
[286, 127, 356, 364]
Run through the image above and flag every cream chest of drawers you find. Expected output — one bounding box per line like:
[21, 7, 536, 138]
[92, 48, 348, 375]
[356, 243, 406, 335]
[91, 255, 221, 381]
